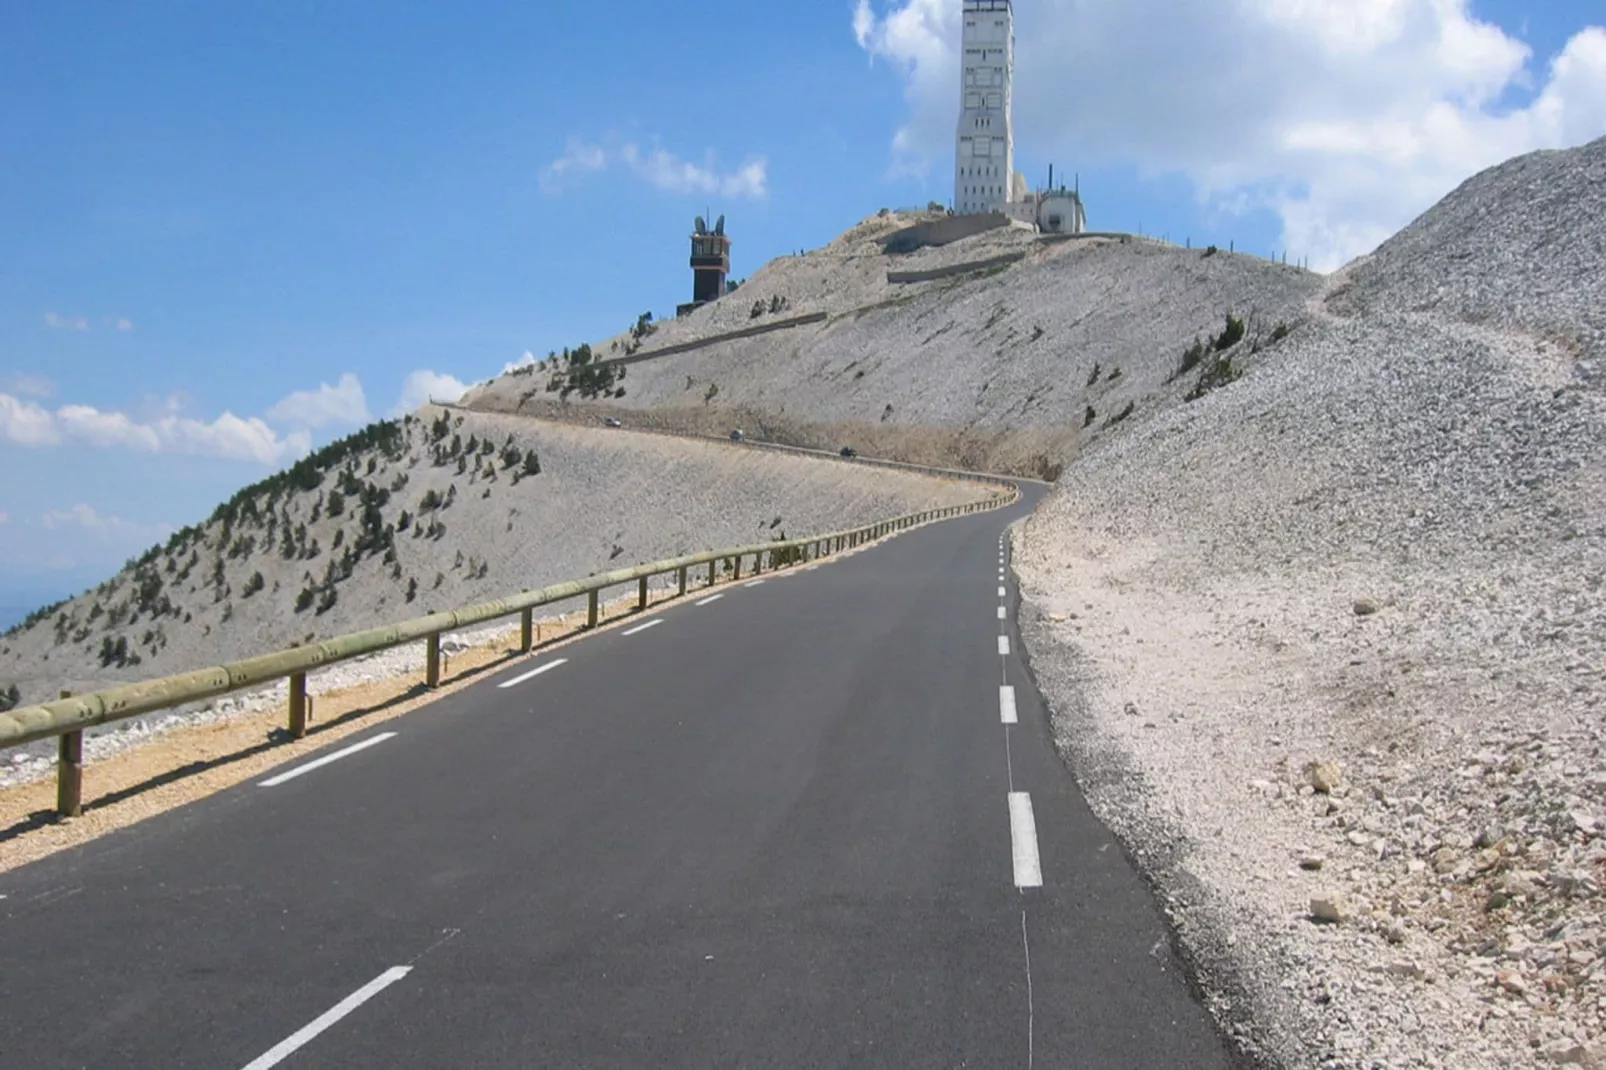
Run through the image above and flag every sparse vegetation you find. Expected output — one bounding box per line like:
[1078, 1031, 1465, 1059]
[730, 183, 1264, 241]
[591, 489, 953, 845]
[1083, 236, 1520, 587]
[1084, 404, 1096, 428]
[0, 684, 20, 713]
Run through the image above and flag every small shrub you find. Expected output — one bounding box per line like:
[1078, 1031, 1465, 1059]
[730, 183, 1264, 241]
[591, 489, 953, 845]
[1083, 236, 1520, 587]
[406, 577, 418, 603]
[316, 585, 338, 616]
[1202, 245, 1218, 258]
[242, 572, 265, 598]
[1215, 313, 1246, 352]
[1087, 363, 1102, 387]
[1108, 367, 1123, 382]
[295, 586, 316, 613]
[419, 489, 443, 512]
[1083, 405, 1096, 428]
[1106, 401, 1136, 426]
[704, 382, 720, 404]
[1270, 322, 1290, 343]
[0, 684, 21, 712]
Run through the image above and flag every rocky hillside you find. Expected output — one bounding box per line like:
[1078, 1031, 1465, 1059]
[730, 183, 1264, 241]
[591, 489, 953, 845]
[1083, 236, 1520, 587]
[465, 215, 1321, 477]
[0, 409, 986, 707]
[1016, 136, 1606, 1068]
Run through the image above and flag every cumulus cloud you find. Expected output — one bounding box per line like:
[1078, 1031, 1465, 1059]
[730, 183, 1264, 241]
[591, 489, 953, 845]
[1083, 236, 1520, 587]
[265, 372, 372, 429]
[0, 392, 311, 465]
[853, 0, 1606, 269]
[44, 312, 90, 332]
[0, 374, 54, 399]
[502, 351, 540, 376]
[542, 138, 768, 199]
[115, 318, 134, 332]
[394, 370, 470, 416]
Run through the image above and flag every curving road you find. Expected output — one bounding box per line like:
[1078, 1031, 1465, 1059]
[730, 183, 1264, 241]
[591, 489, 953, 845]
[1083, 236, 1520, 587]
[0, 485, 1235, 1068]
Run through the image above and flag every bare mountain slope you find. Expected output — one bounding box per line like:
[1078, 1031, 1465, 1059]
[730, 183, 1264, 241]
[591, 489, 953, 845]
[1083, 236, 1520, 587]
[1016, 141, 1606, 1067]
[0, 410, 985, 708]
[1331, 134, 1606, 370]
[467, 222, 1321, 476]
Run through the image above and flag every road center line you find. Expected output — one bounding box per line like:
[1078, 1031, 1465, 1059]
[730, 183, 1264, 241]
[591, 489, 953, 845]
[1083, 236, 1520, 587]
[1000, 685, 1018, 725]
[259, 734, 398, 788]
[998, 586, 1007, 597]
[695, 594, 724, 605]
[622, 620, 662, 636]
[743, 580, 766, 588]
[497, 658, 569, 690]
[240, 966, 412, 1070]
[998, 635, 1010, 656]
[998, 606, 1007, 620]
[1008, 793, 1044, 888]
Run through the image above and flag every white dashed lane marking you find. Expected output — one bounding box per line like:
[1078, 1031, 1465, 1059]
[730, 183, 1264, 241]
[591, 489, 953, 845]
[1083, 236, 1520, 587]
[622, 620, 662, 636]
[998, 586, 1006, 597]
[259, 733, 399, 788]
[240, 966, 412, 1069]
[1008, 793, 1044, 888]
[695, 594, 724, 606]
[497, 659, 568, 690]
[998, 635, 1010, 656]
[998, 606, 1007, 620]
[1000, 685, 1018, 725]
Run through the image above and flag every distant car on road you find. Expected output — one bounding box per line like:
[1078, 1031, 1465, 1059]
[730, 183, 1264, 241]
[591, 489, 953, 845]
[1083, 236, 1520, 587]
[729, 429, 745, 442]
[839, 446, 857, 458]
[605, 418, 623, 428]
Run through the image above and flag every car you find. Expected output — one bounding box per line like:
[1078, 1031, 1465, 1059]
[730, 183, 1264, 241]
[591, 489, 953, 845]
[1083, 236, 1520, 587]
[604, 418, 623, 428]
[729, 429, 745, 442]
[839, 446, 857, 458]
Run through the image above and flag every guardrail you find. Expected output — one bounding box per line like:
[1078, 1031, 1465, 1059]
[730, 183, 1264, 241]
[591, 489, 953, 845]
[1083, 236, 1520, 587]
[0, 483, 1020, 818]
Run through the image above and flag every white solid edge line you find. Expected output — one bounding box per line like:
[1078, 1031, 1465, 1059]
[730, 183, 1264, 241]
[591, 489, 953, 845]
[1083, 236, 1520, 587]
[743, 580, 765, 588]
[259, 733, 398, 788]
[1000, 685, 1018, 725]
[497, 658, 569, 690]
[695, 594, 724, 605]
[998, 635, 1010, 656]
[998, 606, 1007, 620]
[1009, 792, 1044, 888]
[240, 966, 412, 1070]
[622, 619, 663, 636]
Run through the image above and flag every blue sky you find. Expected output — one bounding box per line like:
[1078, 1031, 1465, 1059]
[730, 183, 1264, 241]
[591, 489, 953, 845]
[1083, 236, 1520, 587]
[2, 0, 1603, 620]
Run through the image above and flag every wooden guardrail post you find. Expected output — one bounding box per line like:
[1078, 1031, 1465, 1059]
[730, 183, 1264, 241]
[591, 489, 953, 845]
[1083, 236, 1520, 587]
[733, 555, 743, 581]
[289, 672, 309, 739]
[426, 633, 442, 688]
[678, 566, 688, 596]
[637, 576, 649, 612]
[587, 589, 600, 629]
[521, 608, 534, 652]
[708, 560, 717, 586]
[56, 689, 82, 819]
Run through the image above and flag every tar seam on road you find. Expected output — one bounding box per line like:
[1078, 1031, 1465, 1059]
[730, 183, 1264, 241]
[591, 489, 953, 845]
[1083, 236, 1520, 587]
[497, 658, 569, 689]
[695, 594, 724, 606]
[622, 620, 663, 636]
[258, 733, 398, 788]
[1021, 909, 1036, 1070]
[997, 635, 1010, 656]
[1008, 792, 1043, 888]
[239, 965, 412, 1069]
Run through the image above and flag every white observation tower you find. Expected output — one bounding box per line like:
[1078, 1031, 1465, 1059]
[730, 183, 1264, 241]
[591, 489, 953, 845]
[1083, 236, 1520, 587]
[954, 0, 1015, 215]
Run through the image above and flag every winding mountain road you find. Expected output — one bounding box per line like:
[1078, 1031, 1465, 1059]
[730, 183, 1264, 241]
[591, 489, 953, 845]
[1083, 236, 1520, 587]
[0, 485, 1235, 1068]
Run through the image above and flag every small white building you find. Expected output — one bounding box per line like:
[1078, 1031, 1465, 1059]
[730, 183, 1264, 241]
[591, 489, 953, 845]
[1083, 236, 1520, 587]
[953, 0, 1015, 215]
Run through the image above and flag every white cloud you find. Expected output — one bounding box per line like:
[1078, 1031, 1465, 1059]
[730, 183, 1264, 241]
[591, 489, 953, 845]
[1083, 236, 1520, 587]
[115, 318, 134, 332]
[502, 351, 540, 375]
[44, 312, 90, 332]
[853, 0, 1606, 269]
[0, 392, 311, 465]
[0, 374, 55, 399]
[394, 370, 470, 416]
[265, 372, 372, 429]
[42, 504, 172, 543]
[542, 139, 768, 199]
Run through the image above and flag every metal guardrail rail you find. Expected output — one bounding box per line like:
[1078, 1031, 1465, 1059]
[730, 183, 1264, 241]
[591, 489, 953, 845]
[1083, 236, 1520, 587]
[0, 483, 1020, 817]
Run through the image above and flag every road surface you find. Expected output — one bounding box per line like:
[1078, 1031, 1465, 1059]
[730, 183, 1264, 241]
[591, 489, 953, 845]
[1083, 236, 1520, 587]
[0, 485, 1236, 1068]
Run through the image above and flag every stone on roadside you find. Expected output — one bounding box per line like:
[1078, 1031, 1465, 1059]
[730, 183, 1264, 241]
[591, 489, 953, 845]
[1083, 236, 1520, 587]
[1353, 598, 1380, 617]
[1310, 893, 1351, 924]
[1307, 760, 1343, 794]
[1299, 854, 1326, 871]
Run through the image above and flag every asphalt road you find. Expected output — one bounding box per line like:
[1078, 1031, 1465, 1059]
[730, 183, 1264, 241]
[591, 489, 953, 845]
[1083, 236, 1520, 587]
[0, 485, 1236, 1069]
